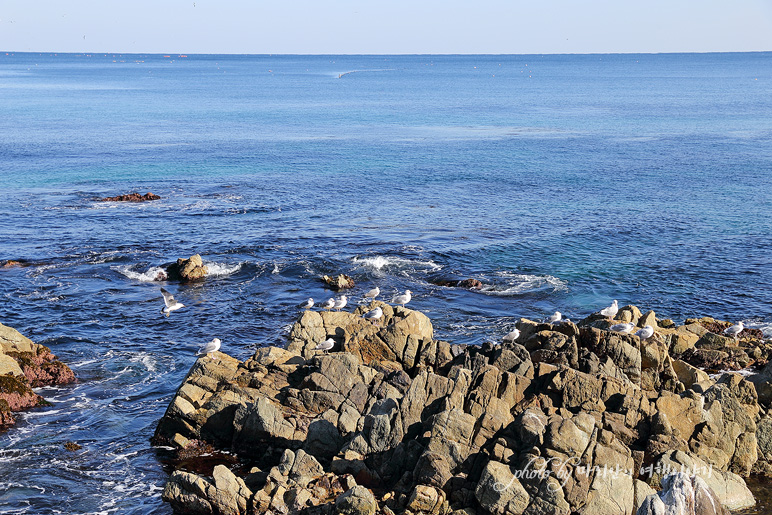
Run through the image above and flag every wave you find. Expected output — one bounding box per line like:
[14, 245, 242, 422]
[205, 261, 243, 277]
[113, 265, 167, 282]
[352, 255, 443, 274]
[113, 261, 243, 282]
[477, 272, 568, 296]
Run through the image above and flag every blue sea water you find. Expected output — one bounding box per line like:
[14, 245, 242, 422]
[0, 52, 771, 513]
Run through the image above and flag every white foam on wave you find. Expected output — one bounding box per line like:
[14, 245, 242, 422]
[478, 272, 568, 296]
[204, 261, 243, 277]
[113, 265, 167, 282]
[352, 255, 443, 273]
[114, 261, 243, 282]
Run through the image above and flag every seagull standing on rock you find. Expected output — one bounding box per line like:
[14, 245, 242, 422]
[724, 322, 744, 340]
[635, 325, 654, 341]
[315, 338, 335, 354]
[299, 298, 314, 310]
[393, 290, 412, 308]
[503, 328, 520, 344]
[610, 322, 635, 333]
[334, 295, 348, 311]
[547, 311, 562, 324]
[364, 287, 380, 302]
[197, 338, 221, 360]
[160, 288, 185, 317]
[321, 298, 335, 311]
[600, 300, 619, 319]
[363, 306, 383, 325]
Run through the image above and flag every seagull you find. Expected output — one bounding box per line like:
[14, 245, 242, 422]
[333, 295, 348, 311]
[321, 298, 335, 311]
[315, 338, 335, 354]
[610, 322, 635, 333]
[392, 290, 412, 308]
[197, 338, 221, 360]
[364, 286, 380, 301]
[600, 300, 619, 318]
[160, 288, 185, 317]
[547, 311, 562, 324]
[363, 306, 383, 325]
[635, 325, 654, 341]
[724, 322, 744, 340]
[503, 328, 520, 344]
[299, 298, 314, 310]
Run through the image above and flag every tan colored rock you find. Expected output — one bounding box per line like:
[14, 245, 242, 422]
[672, 359, 710, 389]
[475, 460, 529, 515]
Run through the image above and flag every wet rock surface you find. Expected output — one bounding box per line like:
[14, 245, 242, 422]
[97, 192, 161, 202]
[154, 304, 771, 514]
[0, 322, 76, 430]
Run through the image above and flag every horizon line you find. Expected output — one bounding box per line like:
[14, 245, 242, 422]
[3, 50, 772, 57]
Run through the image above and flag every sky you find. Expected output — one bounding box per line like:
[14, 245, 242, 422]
[1, 1, 771, 54]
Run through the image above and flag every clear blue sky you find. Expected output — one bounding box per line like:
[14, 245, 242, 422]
[1, 0, 771, 54]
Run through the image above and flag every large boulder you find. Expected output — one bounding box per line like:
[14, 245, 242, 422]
[167, 254, 208, 281]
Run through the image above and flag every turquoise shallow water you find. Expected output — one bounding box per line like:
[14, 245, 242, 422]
[0, 52, 771, 513]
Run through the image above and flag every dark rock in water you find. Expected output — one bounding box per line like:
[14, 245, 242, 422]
[64, 441, 82, 451]
[98, 192, 161, 202]
[153, 304, 764, 515]
[0, 259, 32, 269]
[0, 322, 75, 430]
[456, 278, 483, 289]
[322, 273, 355, 291]
[166, 254, 208, 282]
[429, 277, 483, 289]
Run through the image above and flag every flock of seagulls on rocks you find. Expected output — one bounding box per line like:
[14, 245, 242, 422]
[500, 298, 746, 346]
[160, 284, 748, 358]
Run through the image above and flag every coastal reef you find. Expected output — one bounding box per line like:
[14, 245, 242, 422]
[98, 192, 161, 202]
[154, 304, 772, 514]
[166, 254, 209, 282]
[0, 322, 75, 430]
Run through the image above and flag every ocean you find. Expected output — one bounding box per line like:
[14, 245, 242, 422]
[0, 52, 771, 513]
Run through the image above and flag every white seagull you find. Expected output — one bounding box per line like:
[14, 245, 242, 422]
[724, 322, 744, 339]
[160, 288, 185, 317]
[299, 298, 314, 310]
[333, 295, 348, 311]
[547, 311, 562, 324]
[392, 290, 412, 308]
[364, 287, 380, 301]
[610, 322, 635, 333]
[600, 300, 619, 318]
[363, 306, 383, 325]
[503, 328, 520, 344]
[197, 338, 221, 360]
[635, 325, 654, 341]
[315, 338, 335, 354]
[321, 298, 335, 311]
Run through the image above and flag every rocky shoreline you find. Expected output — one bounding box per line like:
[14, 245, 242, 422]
[153, 303, 772, 514]
[0, 323, 76, 430]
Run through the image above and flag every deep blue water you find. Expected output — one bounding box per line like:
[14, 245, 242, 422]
[0, 52, 771, 514]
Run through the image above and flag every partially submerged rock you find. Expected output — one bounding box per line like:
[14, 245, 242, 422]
[98, 192, 161, 202]
[0, 322, 75, 430]
[321, 274, 355, 291]
[154, 305, 769, 514]
[167, 254, 208, 282]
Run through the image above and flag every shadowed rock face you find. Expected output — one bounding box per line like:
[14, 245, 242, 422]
[0, 323, 75, 430]
[154, 305, 768, 515]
